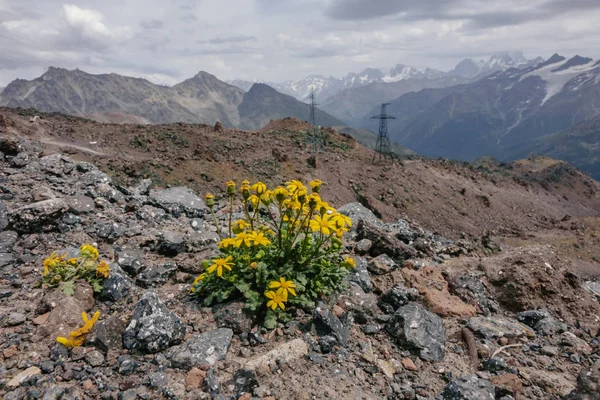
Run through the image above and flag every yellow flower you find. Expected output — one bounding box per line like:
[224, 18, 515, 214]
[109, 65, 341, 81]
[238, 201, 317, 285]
[335, 228, 346, 238]
[192, 273, 206, 285]
[207, 256, 234, 277]
[240, 183, 251, 200]
[309, 214, 336, 235]
[286, 180, 307, 194]
[265, 290, 287, 310]
[234, 233, 252, 248]
[252, 182, 267, 195]
[43, 252, 65, 276]
[67, 257, 79, 265]
[205, 193, 215, 207]
[233, 219, 247, 234]
[242, 179, 250, 186]
[310, 179, 323, 193]
[269, 277, 297, 299]
[95, 260, 111, 278]
[80, 244, 99, 260]
[331, 213, 352, 229]
[249, 231, 271, 247]
[343, 257, 356, 269]
[273, 186, 288, 203]
[308, 193, 321, 209]
[218, 238, 236, 249]
[226, 181, 236, 196]
[260, 190, 273, 206]
[249, 262, 258, 269]
[248, 194, 260, 208]
[56, 311, 100, 348]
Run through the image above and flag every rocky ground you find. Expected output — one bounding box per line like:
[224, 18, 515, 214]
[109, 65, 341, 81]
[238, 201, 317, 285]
[0, 111, 599, 400]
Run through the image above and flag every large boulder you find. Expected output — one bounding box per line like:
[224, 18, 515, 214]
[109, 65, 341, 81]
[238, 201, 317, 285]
[357, 220, 417, 261]
[337, 203, 384, 231]
[149, 187, 208, 218]
[123, 291, 186, 353]
[9, 198, 68, 233]
[165, 328, 233, 369]
[314, 302, 350, 346]
[386, 302, 445, 361]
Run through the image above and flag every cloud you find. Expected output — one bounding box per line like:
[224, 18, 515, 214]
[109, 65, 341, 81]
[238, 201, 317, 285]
[141, 19, 164, 30]
[201, 35, 257, 44]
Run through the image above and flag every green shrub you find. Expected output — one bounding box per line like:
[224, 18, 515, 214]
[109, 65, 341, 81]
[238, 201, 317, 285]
[190, 179, 355, 328]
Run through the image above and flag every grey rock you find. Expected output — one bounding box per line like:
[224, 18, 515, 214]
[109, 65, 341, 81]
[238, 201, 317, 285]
[348, 256, 373, 292]
[149, 187, 208, 218]
[381, 284, 419, 310]
[42, 386, 65, 400]
[0, 201, 8, 231]
[233, 369, 259, 395]
[136, 263, 177, 288]
[66, 196, 95, 214]
[148, 371, 168, 388]
[447, 274, 499, 316]
[213, 301, 253, 333]
[442, 375, 495, 400]
[9, 198, 68, 233]
[84, 350, 105, 366]
[132, 178, 152, 196]
[188, 230, 220, 250]
[10, 152, 31, 168]
[313, 302, 350, 346]
[0, 230, 17, 252]
[205, 368, 220, 397]
[339, 283, 379, 324]
[115, 247, 145, 276]
[7, 312, 26, 326]
[190, 218, 213, 232]
[368, 253, 397, 275]
[165, 328, 233, 369]
[516, 309, 566, 336]
[355, 239, 373, 254]
[118, 356, 139, 375]
[573, 364, 600, 398]
[541, 346, 559, 357]
[95, 221, 124, 243]
[39, 154, 74, 176]
[337, 202, 384, 231]
[0, 252, 13, 267]
[357, 220, 418, 261]
[81, 169, 112, 186]
[467, 316, 535, 339]
[118, 389, 137, 400]
[387, 302, 446, 361]
[123, 291, 186, 353]
[158, 231, 187, 256]
[99, 270, 131, 302]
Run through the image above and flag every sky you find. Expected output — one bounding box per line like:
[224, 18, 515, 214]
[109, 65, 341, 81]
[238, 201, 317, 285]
[1, 0, 600, 87]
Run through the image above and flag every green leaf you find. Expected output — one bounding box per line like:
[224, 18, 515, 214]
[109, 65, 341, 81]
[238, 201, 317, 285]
[62, 281, 75, 296]
[90, 280, 103, 293]
[263, 310, 277, 330]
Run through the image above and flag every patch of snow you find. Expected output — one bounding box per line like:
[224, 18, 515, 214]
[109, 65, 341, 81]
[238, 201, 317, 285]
[520, 58, 597, 105]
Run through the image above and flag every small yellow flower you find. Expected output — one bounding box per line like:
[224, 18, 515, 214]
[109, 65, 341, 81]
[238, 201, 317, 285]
[207, 256, 234, 277]
[95, 260, 110, 278]
[205, 193, 215, 207]
[331, 213, 352, 229]
[310, 179, 323, 193]
[56, 311, 100, 348]
[343, 257, 356, 269]
[252, 182, 267, 195]
[286, 180, 307, 194]
[269, 277, 297, 299]
[265, 290, 287, 310]
[67, 257, 79, 265]
[43, 252, 65, 276]
[273, 186, 288, 203]
[249, 262, 258, 269]
[192, 273, 206, 285]
[240, 183, 251, 200]
[260, 190, 273, 206]
[226, 181, 236, 196]
[233, 219, 247, 234]
[80, 244, 99, 260]
[242, 179, 250, 186]
[248, 194, 260, 208]
[218, 238, 236, 249]
[249, 231, 271, 247]
[309, 214, 336, 235]
[234, 233, 252, 248]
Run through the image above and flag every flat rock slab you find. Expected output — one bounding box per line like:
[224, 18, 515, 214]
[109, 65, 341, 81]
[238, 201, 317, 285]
[467, 316, 535, 339]
[166, 328, 233, 369]
[244, 338, 309, 371]
[9, 198, 68, 233]
[150, 187, 207, 218]
[7, 366, 41, 388]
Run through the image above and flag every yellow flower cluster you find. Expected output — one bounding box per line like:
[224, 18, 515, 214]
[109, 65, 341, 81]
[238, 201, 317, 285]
[56, 311, 101, 347]
[265, 277, 296, 310]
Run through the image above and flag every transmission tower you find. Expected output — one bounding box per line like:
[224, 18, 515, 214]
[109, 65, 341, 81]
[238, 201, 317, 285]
[371, 103, 396, 163]
[308, 90, 322, 153]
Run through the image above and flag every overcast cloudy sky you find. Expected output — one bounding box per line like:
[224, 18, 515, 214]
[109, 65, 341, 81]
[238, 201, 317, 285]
[1, 0, 599, 87]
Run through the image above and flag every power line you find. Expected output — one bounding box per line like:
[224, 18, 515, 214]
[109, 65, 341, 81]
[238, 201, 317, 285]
[371, 103, 396, 163]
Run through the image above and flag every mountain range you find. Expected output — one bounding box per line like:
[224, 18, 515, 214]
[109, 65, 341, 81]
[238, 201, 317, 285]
[0, 67, 343, 130]
[357, 54, 600, 178]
